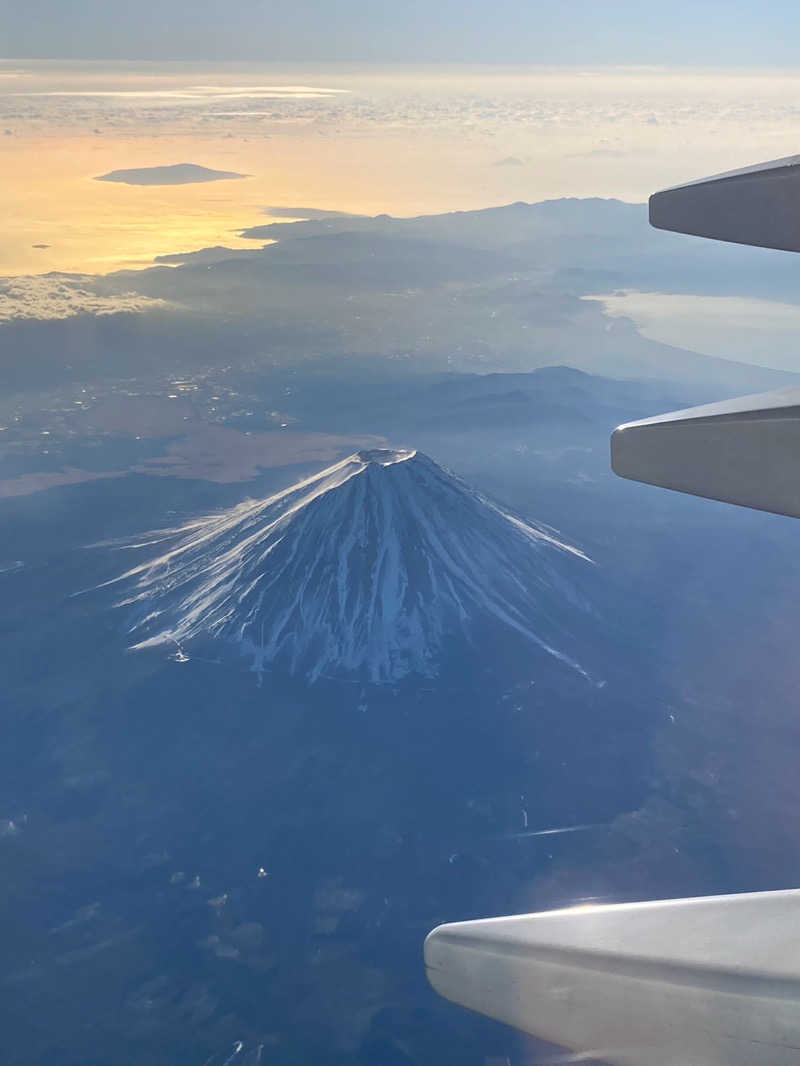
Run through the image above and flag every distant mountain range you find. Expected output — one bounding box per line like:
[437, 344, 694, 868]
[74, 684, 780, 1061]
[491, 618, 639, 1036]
[5, 196, 800, 394]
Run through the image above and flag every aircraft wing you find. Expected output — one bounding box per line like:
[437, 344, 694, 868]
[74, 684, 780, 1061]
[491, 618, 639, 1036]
[611, 386, 800, 517]
[650, 153, 800, 251]
[426, 890, 800, 1066]
[426, 155, 800, 1064]
[612, 153, 800, 513]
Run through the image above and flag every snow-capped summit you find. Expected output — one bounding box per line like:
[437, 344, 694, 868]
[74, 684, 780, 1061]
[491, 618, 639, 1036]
[354, 447, 416, 465]
[112, 448, 592, 683]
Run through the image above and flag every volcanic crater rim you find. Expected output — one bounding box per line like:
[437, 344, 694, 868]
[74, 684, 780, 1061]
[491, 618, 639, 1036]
[355, 447, 417, 466]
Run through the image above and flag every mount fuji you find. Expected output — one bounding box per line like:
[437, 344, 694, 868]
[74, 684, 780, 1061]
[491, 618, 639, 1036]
[110, 448, 594, 684]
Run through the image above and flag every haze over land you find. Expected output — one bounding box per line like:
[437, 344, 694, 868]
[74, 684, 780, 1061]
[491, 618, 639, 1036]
[4, 47, 800, 1066]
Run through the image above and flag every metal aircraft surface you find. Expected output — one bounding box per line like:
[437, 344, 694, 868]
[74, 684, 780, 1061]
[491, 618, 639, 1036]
[426, 154, 800, 1066]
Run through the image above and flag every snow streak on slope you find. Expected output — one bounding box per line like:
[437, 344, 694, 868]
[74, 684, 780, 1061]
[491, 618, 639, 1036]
[109, 449, 592, 683]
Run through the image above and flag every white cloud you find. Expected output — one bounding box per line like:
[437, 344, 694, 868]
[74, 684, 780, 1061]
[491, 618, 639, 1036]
[0, 275, 171, 322]
[12, 85, 349, 102]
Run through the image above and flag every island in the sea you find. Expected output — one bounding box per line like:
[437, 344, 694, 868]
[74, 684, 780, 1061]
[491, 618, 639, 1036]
[95, 163, 249, 186]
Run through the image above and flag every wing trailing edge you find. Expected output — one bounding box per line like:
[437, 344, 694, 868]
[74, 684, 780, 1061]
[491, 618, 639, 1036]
[618, 155, 800, 512]
[611, 386, 800, 517]
[425, 890, 800, 1066]
[649, 154, 800, 251]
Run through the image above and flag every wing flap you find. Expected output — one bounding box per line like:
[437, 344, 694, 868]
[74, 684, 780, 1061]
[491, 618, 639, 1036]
[610, 387, 800, 517]
[425, 890, 800, 1066]
[649, 154, 800, 251]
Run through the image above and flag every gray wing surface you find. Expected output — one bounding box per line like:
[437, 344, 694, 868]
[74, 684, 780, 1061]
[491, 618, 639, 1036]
[426, 155, 800, 1065]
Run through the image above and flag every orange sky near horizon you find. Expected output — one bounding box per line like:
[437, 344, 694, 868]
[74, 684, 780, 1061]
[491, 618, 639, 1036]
[1, 128, 541, 275]
[4, 63, 800, 277]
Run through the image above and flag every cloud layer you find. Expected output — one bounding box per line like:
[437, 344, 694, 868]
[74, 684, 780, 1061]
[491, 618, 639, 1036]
[0, 276, 171, 322]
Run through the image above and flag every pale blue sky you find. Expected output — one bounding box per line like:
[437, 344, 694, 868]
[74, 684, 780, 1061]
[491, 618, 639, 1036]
[2, 0, 797, 65]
